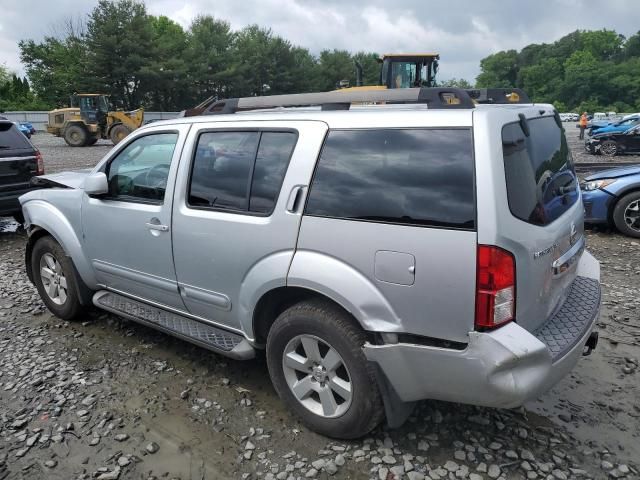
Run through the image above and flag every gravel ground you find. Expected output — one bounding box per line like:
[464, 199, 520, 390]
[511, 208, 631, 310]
[0, 134, 638, 480]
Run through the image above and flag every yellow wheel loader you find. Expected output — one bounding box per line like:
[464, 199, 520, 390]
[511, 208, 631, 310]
[46, 94, 144, 147]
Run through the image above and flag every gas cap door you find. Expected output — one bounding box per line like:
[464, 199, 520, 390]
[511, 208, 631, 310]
[374, 250, 416, 286]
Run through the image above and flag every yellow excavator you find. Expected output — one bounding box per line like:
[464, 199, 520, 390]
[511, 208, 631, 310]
[46, 94, 144, 147]
[346, 53, 440, 90]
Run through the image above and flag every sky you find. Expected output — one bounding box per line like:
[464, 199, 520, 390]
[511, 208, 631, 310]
[0, 0, 638, 83]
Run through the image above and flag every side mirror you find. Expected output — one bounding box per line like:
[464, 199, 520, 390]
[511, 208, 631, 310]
[84, 172, 108, 196]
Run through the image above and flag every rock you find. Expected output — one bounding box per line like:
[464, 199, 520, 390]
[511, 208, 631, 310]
[143, 441, 159, 454]
[81, 393, 98, 406]
[487, 464, 501, 479]
[15, 448, 29, 458]
[90, 437, 100, 446]
[117, 456, 130, 467]
[180, 389, 190, 400]
[558, 413, 572, 422]
[601, 460, 614, 471]
[618, 465, 630, 474]
[114, 433, 129, 442]
[243, 451, 253, 460]
[324, 461, 337, 475]
[521, 450, 535, 462]
[488, 442, 502, 450]
[552, 470, 567, 480]
[454, 450, 466, 461]
[382, 455, 396, 465]
[76, 409, 90, 417]
[469, 475, 483, 480]
[305, 468, 318, 478]
[505, 450, 518, 459]
[311, 459, 325, 470]
[335, 454, 345, 466]
[477, 463, 487, 473]
[390, 465, 405, 477]
[378, 467, 389, 480]
[353, 450, 365, 458]
[444, 461, 459, 472]
[44, 460, 57, 468]
[407, 472, 425, 480]
[26, 433, 40, 447]
[96, 467, 121, 480]
[418, 440, 429, 451]
[245, 441, 256, 451]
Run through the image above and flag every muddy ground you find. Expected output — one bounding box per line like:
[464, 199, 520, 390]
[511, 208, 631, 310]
[0, 133, 639, 480]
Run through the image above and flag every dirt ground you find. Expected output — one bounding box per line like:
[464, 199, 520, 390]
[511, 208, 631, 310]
[0, 133, 639, 480]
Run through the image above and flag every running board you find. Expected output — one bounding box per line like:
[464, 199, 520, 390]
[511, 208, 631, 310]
[93, 291, 255, 360]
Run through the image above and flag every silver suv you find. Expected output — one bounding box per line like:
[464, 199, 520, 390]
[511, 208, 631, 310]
[21, 88, 601, 439]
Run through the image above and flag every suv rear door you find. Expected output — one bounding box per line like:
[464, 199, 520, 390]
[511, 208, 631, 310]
[475, 108, 583, 333]
[0, 121, 38, 202]
[171, 120, 328, 334]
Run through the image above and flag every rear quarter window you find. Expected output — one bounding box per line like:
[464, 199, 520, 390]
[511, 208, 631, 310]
[305, 128, 475, 229]
[502, 116, 578, 226]
[0, 122, 32, 150]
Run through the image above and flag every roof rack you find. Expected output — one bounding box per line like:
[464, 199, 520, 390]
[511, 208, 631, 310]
[466, 88, 530, 104]
[202, 87, 476, 115]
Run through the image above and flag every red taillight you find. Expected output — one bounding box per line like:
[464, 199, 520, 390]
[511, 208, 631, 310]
[36, 150, 44, 175]
[475, 245, 516, 329]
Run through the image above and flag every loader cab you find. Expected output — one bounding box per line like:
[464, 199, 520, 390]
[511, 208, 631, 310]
[379, 54, 440, 89]
[70, 94, 110, 127]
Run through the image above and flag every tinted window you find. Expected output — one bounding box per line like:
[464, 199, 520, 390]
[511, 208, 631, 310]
[306, 129, 475, 229]
[0, 122, 32, 150]
[106, 133, 178, 202]
[189, 132, 259, 211]
[502, 116, 578, 226]
[249, 132, 297, 213]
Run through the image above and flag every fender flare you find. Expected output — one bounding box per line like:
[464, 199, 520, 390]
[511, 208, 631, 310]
[22, 199, 97, 289]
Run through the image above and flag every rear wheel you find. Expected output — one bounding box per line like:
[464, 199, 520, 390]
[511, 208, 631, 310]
[110, 124, 132, 145]
[613, 191, 640, 238]
[31, 236, 85, 320]
[600, 140, 618, 157]
[63, 124, 88, 147]
[266, 299, 384, 439]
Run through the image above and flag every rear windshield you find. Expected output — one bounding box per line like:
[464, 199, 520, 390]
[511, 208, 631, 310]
[502, 116, 578, 226]
[0, 122, 31, 150]
[305, 128, 475, 229]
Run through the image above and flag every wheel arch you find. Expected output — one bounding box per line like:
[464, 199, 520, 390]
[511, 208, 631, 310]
[608, 186, 640, 226]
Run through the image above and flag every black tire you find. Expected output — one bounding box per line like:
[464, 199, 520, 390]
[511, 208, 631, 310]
[87, 137, 98, 146]
[31, 236, 85, 320]
[612, 191, 640, 238]
[600, 140, 618, 157]
[64, 124, 88, 147]
[266, 299, 384, 439]
[109, 124, 132, 145]
[12, 211, 24, 225]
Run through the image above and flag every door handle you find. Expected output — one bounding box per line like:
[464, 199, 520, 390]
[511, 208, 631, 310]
[145, 222, 169, 232]
[286, 186, 306, 213]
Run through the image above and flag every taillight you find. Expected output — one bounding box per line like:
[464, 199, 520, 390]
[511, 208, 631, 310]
[475, 245, 516, 329]
[36, 150, 44, 175]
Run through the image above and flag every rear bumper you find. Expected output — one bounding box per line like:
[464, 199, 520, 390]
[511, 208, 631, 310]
[0, 188, 36, 216]
[364, 251, 601, 408]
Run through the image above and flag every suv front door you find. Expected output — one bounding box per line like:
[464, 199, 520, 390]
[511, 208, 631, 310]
[82, 125, 190, 309]
[171, 121, 328, 334]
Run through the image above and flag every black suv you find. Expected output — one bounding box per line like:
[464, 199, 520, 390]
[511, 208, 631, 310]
[586, 124, 640, 156]
[0, 119, 43, 222]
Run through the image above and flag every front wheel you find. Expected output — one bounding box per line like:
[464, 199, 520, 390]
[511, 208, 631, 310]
[600, 140, 618, 157]
[63, 124, 88, 147]
[109, 124, 132, 145]
[613, 191, 640, 238]
[266, 300, 384, 439]
[31, 236, 84, 320]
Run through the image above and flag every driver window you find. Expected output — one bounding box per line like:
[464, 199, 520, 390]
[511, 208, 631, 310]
[106, 132, 178, 203]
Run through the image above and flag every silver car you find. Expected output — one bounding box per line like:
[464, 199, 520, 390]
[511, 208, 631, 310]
[21, 88, 601, 439]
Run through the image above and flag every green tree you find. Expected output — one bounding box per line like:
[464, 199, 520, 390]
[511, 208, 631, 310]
[476, 50, 518, 88]
[439, 78, 473, 89]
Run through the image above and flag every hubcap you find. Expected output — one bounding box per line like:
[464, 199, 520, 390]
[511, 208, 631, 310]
[39, 253, 68, 305]
[601, 142, 617, 156]
[282, 334, 352, 418]
[624, 199, 640, 233]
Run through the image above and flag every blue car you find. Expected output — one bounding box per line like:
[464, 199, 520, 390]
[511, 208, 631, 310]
[20, 122, 36, 135]
[13, 122, 31, 139]
[581, 165, 640, 237]
[590, 114, 640, 136]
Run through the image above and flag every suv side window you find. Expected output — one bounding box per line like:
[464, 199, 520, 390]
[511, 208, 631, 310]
[305, 128, 475, 229]
[188, 131, 296, 214]
[106, 132, 178, 203]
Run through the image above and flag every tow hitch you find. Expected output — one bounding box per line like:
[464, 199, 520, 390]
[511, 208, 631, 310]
[583, 331, 599, 356]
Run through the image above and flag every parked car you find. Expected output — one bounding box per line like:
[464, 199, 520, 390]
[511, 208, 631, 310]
[585, 124, 640, 156]
[20, 88, 601, 439]
[0, 119, 44, 223]
[581, 165, 640, 238]
[20, 122, 36, 135]
[589, 113, 640, 136]
[13, 121, 32, 139]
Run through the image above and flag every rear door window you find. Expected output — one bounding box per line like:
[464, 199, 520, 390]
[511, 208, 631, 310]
[305, 128, 476, 229]
[502, 116, 578, 225]
[0, 122, 32, 150]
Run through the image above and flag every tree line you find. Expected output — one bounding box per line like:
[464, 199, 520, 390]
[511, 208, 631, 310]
[476, 29, 640, 113]
[5, 0, 640, 113]
[15, 0, 381, 112]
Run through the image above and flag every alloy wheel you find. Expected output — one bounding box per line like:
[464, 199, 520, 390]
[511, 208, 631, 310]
[282, 334, 352, 418]
[624, 199, 640, 233]
[39, 253, 68, 305]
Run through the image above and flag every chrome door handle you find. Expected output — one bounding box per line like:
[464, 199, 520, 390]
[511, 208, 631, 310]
[145, 222, 169, 232]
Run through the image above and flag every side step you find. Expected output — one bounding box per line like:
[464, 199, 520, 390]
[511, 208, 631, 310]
[93, 291, 255, 360]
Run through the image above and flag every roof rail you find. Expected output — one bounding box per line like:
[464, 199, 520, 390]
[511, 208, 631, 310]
[201, 87, 476, 115]
[466, 88, 530, 104]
